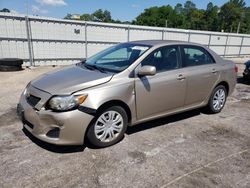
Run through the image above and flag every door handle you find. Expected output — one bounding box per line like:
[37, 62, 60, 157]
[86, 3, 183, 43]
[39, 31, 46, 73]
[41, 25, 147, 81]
[177, 74, 186, 80]
[212, 68, 218, 73]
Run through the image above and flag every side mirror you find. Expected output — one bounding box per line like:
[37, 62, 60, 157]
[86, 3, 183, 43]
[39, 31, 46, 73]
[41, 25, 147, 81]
[138, 66, 156, 77]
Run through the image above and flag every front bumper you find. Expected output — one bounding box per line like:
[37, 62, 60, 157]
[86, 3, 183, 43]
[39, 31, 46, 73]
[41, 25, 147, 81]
[18, 92, 94, 145]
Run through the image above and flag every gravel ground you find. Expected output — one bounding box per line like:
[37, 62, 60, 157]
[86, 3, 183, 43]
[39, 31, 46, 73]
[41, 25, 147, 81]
[0, 60, 249, 188]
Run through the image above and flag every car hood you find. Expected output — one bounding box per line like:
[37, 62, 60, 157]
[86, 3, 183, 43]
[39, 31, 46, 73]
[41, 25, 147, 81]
[31, 65, 113, 95]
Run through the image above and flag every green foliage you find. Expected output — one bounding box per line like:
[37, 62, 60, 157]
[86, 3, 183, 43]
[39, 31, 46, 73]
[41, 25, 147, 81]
[133, 0, 250, 34]
[80, 14, 94, 21]
[0, 8, 10, 13]
[64, 13, 72, 20]
[204, 3, 220, 31]
[63, 0, 250, 34]
[92, 9, 112, 22]
[66, 9, 130, 24]
[230, 0, 246, 7]
[219, 2, 242, 32]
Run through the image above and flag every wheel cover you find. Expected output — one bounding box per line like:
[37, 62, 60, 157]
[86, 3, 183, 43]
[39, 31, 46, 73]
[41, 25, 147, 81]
[94, 110, 124, 143]
[213, 88, 226, 111]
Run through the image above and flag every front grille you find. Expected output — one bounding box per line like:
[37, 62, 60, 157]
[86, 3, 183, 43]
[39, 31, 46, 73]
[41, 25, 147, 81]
[26, 95, 41, 107]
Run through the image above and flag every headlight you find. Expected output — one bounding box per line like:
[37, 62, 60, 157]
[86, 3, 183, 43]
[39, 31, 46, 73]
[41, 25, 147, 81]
[48, 95, 87, 111]
[23, 82, 31, 96]
[23, 87, 27, 96]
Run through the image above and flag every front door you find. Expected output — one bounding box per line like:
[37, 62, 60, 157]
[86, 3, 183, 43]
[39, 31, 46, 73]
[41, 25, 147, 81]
[135, 45, 187, 120]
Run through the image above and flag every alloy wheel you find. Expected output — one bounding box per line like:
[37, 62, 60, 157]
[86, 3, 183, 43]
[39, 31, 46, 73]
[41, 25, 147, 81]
[212, 88, 226, 111]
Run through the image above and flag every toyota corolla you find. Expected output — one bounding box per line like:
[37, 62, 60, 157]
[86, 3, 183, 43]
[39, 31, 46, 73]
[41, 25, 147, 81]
[17, 40, 237, 147]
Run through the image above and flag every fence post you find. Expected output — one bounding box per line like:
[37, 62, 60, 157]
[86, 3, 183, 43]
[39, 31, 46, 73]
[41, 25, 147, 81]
[208, 34, 212, 48]
[85, 21, 88, 58]
[25, 16, 34, 66]
[224, 33, 229, 57]
[127, 25, 130, 42]
[188, 31, 191, 42]
[162, 29, 164, 40]
[239, 36, 244, 56]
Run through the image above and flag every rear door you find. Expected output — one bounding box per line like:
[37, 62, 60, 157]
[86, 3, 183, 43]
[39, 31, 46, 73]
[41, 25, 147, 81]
[135, 45, 187, 120]
[180, 45, 220, 106]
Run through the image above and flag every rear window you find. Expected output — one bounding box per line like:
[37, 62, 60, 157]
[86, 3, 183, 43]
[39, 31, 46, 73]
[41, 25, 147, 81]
[182, 46, 215, 67]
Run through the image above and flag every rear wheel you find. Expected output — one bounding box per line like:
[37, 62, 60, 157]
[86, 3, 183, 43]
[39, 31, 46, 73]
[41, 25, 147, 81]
[206, 85, 227, 114]
[86, 106, 128, 148]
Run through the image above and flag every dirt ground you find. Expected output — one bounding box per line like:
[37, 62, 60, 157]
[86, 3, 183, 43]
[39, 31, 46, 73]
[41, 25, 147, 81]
[0, 59, 249, 188]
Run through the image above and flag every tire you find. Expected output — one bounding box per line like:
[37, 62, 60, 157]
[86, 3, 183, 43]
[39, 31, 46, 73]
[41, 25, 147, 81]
[0, 58, 23, 71]
[0, 65, 22, 71]
[87, 106, 128, 148]
[206, 85, 227, 114]
[0, 58, 23, 66]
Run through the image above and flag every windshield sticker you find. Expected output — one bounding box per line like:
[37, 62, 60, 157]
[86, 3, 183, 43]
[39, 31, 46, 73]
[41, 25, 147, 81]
[131, 46, 149, 51]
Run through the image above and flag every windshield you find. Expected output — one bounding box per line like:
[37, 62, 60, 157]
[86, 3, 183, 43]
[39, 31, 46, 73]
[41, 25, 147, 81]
[84, 43, 151, 73]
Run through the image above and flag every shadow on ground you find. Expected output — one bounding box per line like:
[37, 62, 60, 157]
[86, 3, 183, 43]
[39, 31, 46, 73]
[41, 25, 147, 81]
[127, 108, 201, 135]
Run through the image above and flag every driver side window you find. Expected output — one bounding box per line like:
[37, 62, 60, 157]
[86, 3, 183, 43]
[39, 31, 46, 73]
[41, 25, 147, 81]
[141, 46, 180, 73]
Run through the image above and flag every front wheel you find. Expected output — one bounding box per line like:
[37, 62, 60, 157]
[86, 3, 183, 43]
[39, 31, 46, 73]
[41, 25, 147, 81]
[86, 106, 128, 148]
[206, 85, 227, 114]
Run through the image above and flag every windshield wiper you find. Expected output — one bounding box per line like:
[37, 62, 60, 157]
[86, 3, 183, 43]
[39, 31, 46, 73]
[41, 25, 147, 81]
[84, 64, 107, 73]
[84, 63, 95, 70]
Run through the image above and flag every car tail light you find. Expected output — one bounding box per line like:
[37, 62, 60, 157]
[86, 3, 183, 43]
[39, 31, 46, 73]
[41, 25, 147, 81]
[234, 66, 238, 73]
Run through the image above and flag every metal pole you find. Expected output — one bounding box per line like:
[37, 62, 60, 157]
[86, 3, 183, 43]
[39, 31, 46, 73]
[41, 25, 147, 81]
[237, 22, 241, 34]
[188, 31, 191, 42]
[127, 25, 130, 42]
[25, 0, 29, 16]
[224, 33, 229, 57]
[208, 34, 212, 48]
[85, 21, 88, 58]
[162, 29, 164, 40]
[239, 36, 244, 56]
[25, 16, 34, 66]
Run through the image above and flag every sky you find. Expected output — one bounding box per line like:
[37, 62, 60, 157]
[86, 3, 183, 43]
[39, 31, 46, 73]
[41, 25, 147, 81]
[1, 0, 250, 21]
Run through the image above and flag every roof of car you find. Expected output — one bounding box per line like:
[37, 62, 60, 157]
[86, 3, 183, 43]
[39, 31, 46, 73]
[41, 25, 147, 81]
[126, 40, 224, 63]
[128, 40, 199, 46]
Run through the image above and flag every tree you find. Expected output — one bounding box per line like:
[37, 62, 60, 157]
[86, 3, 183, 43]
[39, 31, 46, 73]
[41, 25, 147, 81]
[230, 0, 246, 7]
[64, 9, 132, 24]
[183, 0, 196, 15]
[241, 7, 250, 33]
[64, 13, 72, 20]
[0, 8, 10, 13]
[204, 2, 220, 31]
[174, 3, 183, 14]
[173, 4, 187, 28]
[80, 14, 94, 21]
[92, 9, 112, 22]
[219, 1, 243, 32]
[63, 1, 250, 34]
[188, 9, 206, 30]
[135, 6, 175, 27]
